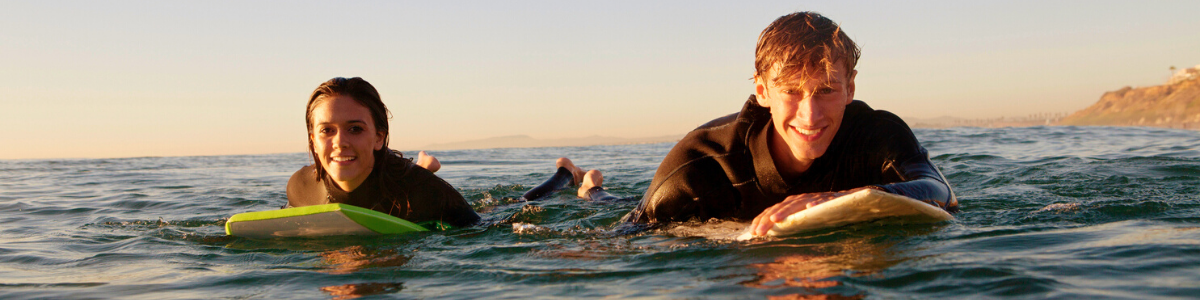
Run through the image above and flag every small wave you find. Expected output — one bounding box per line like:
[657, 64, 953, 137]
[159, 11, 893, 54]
[1038, 203, 1081, 213]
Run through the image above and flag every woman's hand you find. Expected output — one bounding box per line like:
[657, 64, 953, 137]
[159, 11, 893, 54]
[749, 186, 873, 236]
[416, 151, 441, 173]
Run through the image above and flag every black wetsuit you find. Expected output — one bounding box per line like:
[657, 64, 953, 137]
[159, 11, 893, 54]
[287, 152, 480, 228]
[622, 96, 957, 224]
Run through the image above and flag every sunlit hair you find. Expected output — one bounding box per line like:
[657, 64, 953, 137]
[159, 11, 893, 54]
[304, 77, 411, 216]
[755, 11, 860, 84]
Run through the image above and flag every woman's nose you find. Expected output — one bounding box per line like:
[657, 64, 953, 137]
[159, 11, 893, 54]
[332, 130, 350, 148]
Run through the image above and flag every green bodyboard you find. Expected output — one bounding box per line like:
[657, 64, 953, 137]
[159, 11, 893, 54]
[225, 204, 439, 238]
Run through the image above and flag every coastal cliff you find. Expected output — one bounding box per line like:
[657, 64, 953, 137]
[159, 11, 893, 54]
[1058, 65, 1200, 129]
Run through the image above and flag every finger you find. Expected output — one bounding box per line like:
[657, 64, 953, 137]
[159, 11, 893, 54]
[770, 204, 795, 222]
[755, 217, 774, 236]
[753, 205, 779, 236]
[750, 210, 768, 236]
[770, 197, 810, 223]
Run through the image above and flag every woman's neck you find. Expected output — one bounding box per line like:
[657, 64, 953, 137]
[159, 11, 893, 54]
[330, 165, 374, 192]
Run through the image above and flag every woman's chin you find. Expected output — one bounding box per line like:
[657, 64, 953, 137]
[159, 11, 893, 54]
[328, 168, 366, 183]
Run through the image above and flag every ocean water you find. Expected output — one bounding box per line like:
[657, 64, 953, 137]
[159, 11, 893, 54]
[3, 126, 1200, 299]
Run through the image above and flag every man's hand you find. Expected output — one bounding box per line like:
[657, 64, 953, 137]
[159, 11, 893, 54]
[749, 187, 873, 237]
[416, 151, 441, 173]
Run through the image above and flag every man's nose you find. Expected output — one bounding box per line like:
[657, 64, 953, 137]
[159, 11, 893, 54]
[796, 97, 823, 122]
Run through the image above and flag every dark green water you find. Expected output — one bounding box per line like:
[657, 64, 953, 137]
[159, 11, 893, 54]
[2, 126, 1200, 299]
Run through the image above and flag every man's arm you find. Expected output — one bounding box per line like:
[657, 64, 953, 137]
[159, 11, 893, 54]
[875, 146, 958, 211]
[868, 110, 956, 211]
[623, 157, 742, 224]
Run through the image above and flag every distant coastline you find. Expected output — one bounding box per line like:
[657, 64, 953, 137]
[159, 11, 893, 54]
[906, 113, 1070, 129]
[1057, 64, 1200, 130]
[912, 64, 1200, 130]
[420, 134, 684, 151]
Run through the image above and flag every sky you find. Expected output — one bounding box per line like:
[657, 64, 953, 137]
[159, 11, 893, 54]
[3, 0, 1198, 160]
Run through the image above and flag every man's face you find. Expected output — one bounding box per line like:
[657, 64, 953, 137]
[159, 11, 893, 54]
[755, 63, 856, 172]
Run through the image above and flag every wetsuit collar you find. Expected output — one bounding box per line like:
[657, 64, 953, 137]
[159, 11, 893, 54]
[746, 96, 872, 196]
[322, 167, 383, 211]
[743, 95, 791, 197]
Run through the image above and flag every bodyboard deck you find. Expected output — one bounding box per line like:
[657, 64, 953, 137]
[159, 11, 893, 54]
[225, 204, 431, 238]
[736, 189, 953, 240]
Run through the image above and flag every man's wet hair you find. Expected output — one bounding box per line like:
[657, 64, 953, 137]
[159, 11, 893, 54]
[755, 11, 861, 84]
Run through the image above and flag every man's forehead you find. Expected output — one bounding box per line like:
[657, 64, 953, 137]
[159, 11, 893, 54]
[770, 69, 844, 86]
[766, 62, 849, 86]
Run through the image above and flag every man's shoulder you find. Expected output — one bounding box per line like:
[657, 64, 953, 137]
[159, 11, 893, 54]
[695, 112, 740, 131]
[674, 95, 766, 154]
[653, 97, 763, 191]
[845, 100, 913, 135]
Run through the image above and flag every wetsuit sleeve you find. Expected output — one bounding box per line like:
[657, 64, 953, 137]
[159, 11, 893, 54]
[873, 114, 959, 212]
[624, 157, 742, 223]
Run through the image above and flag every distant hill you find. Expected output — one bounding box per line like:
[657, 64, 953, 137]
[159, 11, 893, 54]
[1059, 64, 1200, 129]
[421, 134, 684, 151]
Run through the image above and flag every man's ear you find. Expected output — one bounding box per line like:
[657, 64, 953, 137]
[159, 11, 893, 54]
[754, 75, 771, 108]
[845, 69, 858, 105]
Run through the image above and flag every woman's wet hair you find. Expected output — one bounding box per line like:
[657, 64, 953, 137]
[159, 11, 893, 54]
[305, 77, 412, 216]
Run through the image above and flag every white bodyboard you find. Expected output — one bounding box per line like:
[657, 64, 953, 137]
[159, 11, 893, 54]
[735, 189, 952, 241]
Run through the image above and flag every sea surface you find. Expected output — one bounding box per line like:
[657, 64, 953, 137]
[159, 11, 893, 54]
[3, 126, 1200, 299]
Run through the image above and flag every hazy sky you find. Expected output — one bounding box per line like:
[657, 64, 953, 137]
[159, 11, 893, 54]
[3, 1, 1197, 159]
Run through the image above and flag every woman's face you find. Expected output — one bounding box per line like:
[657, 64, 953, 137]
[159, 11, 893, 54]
[309, 94, 386, 191]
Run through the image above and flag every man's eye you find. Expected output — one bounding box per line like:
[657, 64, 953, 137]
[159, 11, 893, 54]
[782, 89, 799, 95]
[817, 87, 836, 94]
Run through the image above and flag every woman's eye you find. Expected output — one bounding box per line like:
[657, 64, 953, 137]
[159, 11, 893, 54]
[349, 126, 364, 134]
[319, 127, 334, 134]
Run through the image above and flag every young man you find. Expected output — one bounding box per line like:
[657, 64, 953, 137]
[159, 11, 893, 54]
[621, 12, 958, 236]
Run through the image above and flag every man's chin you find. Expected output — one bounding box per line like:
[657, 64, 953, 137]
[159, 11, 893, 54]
[790, 145, 829, 162]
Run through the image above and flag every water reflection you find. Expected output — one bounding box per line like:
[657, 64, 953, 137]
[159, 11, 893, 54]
[742, 236, 906, 299]
[318, 246, 410, 299]
[319, 282, 405, 300]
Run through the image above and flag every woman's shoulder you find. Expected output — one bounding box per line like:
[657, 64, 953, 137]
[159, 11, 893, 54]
[286, 165, 327, 206]
[379, 151, 443, 186]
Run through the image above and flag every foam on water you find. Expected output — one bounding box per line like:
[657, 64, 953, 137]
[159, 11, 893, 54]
[2, 126, 1200, 299]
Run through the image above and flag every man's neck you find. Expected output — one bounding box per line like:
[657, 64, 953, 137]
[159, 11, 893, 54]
[767, 127, 813, 180]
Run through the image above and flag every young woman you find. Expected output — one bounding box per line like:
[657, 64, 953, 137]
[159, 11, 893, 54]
[286, 77, 480, 228]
